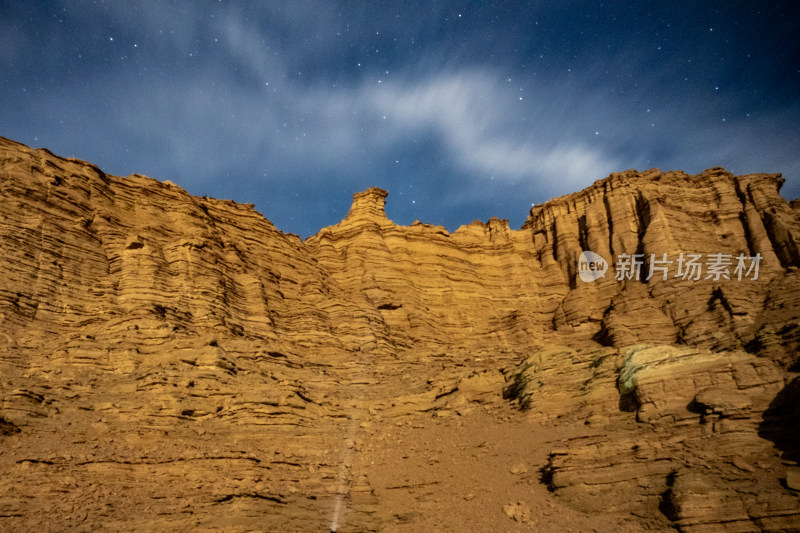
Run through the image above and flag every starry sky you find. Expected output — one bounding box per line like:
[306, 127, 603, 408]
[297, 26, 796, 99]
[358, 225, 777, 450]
[2, 1, 799, 237]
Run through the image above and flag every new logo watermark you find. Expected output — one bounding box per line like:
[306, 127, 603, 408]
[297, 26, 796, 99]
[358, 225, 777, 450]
[578, 251, 608, 282]
[577, 251, 762, 283]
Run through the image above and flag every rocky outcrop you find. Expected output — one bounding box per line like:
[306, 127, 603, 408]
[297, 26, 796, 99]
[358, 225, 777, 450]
[308, 167, 800, 366]
[1, 135, 799, 531]
[307, 188, 550, 350]
[523, 168, 800, 359]
[505, 344, 799, 531]
[2, 135, 798, 360]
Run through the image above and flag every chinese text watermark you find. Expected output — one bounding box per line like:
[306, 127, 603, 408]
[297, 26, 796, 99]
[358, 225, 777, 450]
[578, 251, 761, 283]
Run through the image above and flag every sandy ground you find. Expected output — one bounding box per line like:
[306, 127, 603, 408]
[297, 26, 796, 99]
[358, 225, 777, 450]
[337, 406, 649, 532]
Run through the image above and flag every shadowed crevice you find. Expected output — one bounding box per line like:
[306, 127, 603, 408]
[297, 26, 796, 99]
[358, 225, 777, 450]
[759, 377, 800, 462]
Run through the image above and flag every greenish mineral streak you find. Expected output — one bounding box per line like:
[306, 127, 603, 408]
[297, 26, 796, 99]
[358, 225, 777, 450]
[618, 344, 650, 395]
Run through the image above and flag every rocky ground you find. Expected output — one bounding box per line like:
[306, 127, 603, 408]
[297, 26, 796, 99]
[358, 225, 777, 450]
[1, 337, 798, 531]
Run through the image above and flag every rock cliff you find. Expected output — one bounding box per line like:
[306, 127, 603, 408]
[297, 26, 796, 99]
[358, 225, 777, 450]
[1, 135, 798, 531]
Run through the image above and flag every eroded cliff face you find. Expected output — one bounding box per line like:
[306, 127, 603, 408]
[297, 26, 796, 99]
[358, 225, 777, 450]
[308, 168, 800, 365]
[524, 168, 800, 361]
[1, 135, 799, 532]
[2, 135, 798, 360]
[307, 187, 551, 350]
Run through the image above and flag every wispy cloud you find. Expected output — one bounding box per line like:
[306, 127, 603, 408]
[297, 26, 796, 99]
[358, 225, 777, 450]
[366, 72, 624, 188]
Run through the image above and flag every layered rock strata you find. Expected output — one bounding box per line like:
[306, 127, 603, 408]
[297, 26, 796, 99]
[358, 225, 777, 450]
[1, 135, 799, 531]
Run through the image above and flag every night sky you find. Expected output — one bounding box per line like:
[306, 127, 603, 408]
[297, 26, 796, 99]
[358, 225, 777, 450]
[2, 1, 799, 237]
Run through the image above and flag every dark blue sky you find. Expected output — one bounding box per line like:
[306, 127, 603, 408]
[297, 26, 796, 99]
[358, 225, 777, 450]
[2, 1, 799, 237]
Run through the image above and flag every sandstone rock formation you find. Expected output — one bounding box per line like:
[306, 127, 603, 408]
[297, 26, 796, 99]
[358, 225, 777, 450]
[0, 135, 798, 531]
